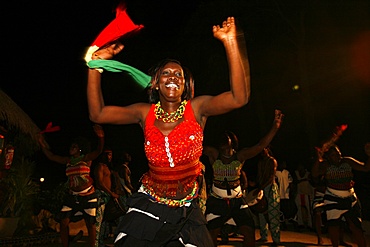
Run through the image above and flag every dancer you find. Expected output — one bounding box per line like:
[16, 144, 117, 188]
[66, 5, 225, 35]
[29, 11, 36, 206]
[203, 109, 283, 247]
[87, 17, 250, 247]
[312, 140, 370, 247]
[294, 162, 314, 230]
[256, 148, 281, 246]
[38, 124, 104, 247]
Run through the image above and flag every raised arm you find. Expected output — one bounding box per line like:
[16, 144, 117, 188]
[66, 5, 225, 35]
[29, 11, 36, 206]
[311, 147, 327, 178]
[38, 134, 69, 165]
[202, 145, 219, 165]
[345, 142, 370, 172]
[196, 17, 251, 118]
[84, 124, 105, 162]
[86, 42, 148, 126]
[237, 110, 283, 163]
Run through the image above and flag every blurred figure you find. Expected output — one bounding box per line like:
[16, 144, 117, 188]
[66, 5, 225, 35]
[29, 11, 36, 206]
[38, 124, 104, 247]
[275, 160, 295, 230]
[312, 143, 370, 247]
[311, 172, 327, 245]
[115, 151, 134, 197]
[311, 172, 352, 246]
[294, 163, 314, 230]
[256, 148, 281, 246]
[93, 147, 119, 247]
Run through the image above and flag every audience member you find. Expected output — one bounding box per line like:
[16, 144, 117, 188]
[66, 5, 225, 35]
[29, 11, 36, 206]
[256, 148, 281, 246]
[294, 163, 314, 230]
[275, 160, 296, 230]
[93, 147, 119, 247]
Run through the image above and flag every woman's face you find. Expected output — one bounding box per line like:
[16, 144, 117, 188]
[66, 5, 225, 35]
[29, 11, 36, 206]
[106, 151, 113, 163]
[219, 137, 233, 157]
[327, 147, 341, 165]
[157, 62, 185, 101]
[69, 143, 80, 156]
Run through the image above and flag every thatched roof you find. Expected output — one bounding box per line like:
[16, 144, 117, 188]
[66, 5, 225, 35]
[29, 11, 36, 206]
[0, 89, 41, 153]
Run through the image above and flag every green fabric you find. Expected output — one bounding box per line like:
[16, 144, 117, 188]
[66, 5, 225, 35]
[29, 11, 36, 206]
[88, 59, 151, 89]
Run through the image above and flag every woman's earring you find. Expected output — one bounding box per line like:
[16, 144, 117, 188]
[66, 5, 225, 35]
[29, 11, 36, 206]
[155, 87, 159, 90]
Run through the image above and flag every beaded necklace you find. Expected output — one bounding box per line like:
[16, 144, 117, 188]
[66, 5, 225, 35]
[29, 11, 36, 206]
[154, 100, 187, 123]
[142, 181, 199, 207]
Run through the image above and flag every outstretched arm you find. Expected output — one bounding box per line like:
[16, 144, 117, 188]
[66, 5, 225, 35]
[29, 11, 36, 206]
[237, 110, 283, 163]
[195, 17, 250, 118]
[38, 134, 69, 165]
[84, 124, 105, 162]
[345, 142, 370, 172]
[311, 147, 327, 178]
[202, 145, 219, 165]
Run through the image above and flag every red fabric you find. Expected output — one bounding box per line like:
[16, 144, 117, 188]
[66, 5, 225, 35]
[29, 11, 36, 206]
[142, 101, 203, 198]
[91, 4, 143, 48]
[40, 122, 61, 134]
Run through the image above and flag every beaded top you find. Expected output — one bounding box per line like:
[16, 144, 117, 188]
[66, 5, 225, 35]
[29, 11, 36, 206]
[212, 159, 242, 182]
[326, 162, 354, 190]
[66, 155, 92, 189]
[142, 100, 203, 199]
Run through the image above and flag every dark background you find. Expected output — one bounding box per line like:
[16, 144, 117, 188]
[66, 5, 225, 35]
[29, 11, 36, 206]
[2, 0, 370, 190]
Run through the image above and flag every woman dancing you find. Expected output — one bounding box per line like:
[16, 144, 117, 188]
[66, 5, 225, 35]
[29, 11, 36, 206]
[86, 16, 250, 246]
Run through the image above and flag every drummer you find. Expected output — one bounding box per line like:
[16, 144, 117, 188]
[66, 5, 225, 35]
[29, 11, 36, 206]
[203, 109, 283, 247]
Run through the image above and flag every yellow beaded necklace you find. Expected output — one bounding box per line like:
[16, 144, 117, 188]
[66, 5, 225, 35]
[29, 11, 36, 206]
[154, 100, 187, 123]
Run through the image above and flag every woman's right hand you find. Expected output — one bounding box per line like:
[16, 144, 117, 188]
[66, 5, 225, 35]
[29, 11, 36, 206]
[92, 41, 124, 60]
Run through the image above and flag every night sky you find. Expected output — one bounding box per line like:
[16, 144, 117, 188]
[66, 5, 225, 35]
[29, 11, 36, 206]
[2, 0, 370, 188]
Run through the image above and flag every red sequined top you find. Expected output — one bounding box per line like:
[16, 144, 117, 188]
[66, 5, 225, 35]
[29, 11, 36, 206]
[141, 101, 203, 199]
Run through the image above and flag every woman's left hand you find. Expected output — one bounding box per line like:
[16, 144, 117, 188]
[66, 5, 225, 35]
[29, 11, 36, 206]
[212, 16, 237, 42]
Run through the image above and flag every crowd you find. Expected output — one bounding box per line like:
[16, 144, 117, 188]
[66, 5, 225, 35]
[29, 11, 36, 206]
[31, 7, 370, 247]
